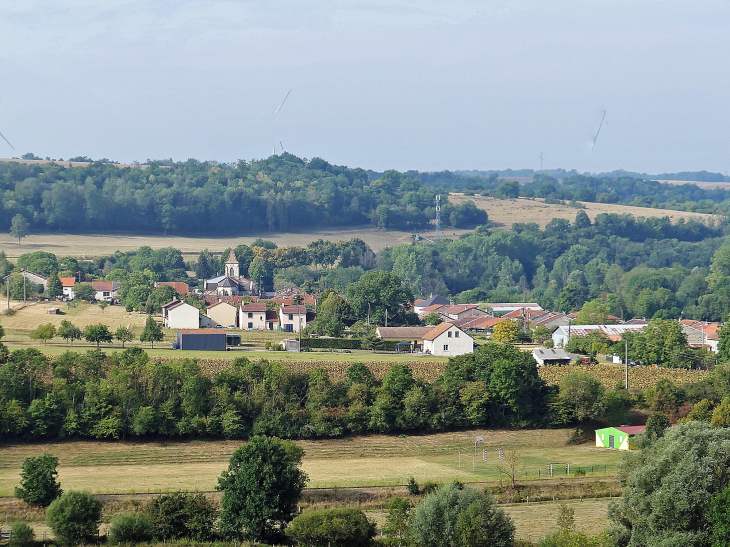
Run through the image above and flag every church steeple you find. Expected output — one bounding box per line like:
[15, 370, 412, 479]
[225, 249, 239, 278]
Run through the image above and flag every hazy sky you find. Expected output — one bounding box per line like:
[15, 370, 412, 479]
[1, 0, 728, 174]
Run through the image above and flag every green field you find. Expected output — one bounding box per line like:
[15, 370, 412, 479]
[0, 429, 624, 496]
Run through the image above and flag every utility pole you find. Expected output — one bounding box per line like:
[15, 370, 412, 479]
[435, 195, 441, 241]
[23, 276, 26, 304]
[298, 307, 302, 353]
[385, 309, 388, 328]
[6, 277, 9, 311]
[625, 338, 629, 389]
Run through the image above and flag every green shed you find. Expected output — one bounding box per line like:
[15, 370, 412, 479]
[595, 425, 646, 450]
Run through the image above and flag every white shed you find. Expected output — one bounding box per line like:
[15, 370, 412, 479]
[422, 323, 473, 357]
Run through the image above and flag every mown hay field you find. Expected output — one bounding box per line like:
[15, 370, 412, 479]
[448, 194, 718, 229]
[0, 429, 624, 496]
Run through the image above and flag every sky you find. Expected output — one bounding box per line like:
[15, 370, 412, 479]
[0, 0, 729, 174]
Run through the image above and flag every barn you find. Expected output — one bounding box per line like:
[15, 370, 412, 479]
[595, 425, 646, 450]
[176, 329, 227, 351]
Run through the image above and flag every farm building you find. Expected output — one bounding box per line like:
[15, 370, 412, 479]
[176, 329, 227, 351]
[595, 425, 645, 450]
[422, 323, 473, 357]
[532, 348, 572, 366]
[163, 300, 212, 329]
[487, 302, 543, 314]
[18, 270, 48, 292]
[377, 326, 434, 352]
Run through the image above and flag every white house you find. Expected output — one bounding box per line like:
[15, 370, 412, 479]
[279, 305, 309, 333]
[163, 301, 212, 329]
[207, 301, 238, 328]
[422, 323, 473, 357]
[60, 277, 76, 300]
[91, 281, 119, 302]
[240, 303, 268, 330]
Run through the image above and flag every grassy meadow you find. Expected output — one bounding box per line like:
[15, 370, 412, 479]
[0, 429, 624, 496]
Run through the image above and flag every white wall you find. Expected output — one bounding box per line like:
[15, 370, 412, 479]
[425, 326, 473, 356]
[240, 308, 268, 330]
[167, 303, 202, 329]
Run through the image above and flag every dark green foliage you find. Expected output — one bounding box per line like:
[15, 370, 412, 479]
[444, 343, 549, 427]
[145, 492, 218, 541]
[708, 485, 730, 547]
[383, 496, 412, 546]
[72, 283, 94, 301]
[47, 272, 63, 298]
[346, 270, 414, 325]
[644, 413, 671, 442]
[14, 453, 62, 507]
[140, 315, 164, 348]
[10, 522, 35, 547]
[300, 337, 397, 351]
[217, 435, 308, 542]
[407, 477, 420, 495]
[287, 507, 376, 547]
[608, 422, 730, 545]
[45, 491, 103, 546]
[108, 512, 154, 543]
[410, 482, 514, 547]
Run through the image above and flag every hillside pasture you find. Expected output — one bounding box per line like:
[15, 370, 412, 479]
[448, 194, 718, 229]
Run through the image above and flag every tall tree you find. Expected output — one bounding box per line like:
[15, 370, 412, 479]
[83, 324, 113, 348]
[217, 435, 308, 543]
[140, 315, 164, 348]
[10, 214, 30, 244]
[47, 272, 63, 298]
[14, 453, 63, 507]
[346, 270, 414, 325]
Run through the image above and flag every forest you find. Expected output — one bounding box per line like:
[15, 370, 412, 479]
[2, 153, 730, 236]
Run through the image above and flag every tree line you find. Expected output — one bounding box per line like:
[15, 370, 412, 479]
[0, 154, 486, 236]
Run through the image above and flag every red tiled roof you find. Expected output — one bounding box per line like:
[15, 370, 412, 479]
[281, 305, 307, 314]
[423, 322, 455, 341]
[615, 425, 646, 435]
[59, 277, 75, 288]
[241, 303, 267, 312]
[157, 281, 190, 295]
[91, 281, 119, 291]
[208, 300, 236, 309]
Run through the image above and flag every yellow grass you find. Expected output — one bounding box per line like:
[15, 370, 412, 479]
[0, 429, 624, 496]
[503, 499, 611, 541]
[448, 194, 718, 229]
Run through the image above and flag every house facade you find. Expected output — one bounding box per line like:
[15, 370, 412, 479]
[207, 301, 238, 328]
[164, 301, 211, 329]
[279, 305, 309, 333]
[19, 270, 48, 292]
[240, 303, 268, 330]
[422, 323, 473, 357]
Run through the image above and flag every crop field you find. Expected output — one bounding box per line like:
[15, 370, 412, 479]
[0, 225, 473, 261]
[538, 363, 709, 390]
[448, 194, 718, 229]
[0, 429, 624, 496]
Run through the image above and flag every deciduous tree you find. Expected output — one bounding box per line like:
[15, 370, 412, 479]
[14, 453, 62, 507]
[46, 491, 103, 546]
[83, 324, 112, 348]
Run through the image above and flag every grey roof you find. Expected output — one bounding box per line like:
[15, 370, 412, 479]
[217, 277, 238, 288]
[418, 295, 451, 308]
[207, 275, 226, 284]
[532, 348, 571, 360]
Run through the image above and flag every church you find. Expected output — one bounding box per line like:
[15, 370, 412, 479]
[204, 250, 258, 296]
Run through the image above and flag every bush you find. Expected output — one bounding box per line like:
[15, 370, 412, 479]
[410, 482, 514, 547]
[407, 476, 420, 495]
[14, 453, 62, 507]
[287, 507, 376, 547]
[46, 491, 103, 546]
[109, 513, 154, 544]
[145, 492, 218, 541]
[10, 522, 35, 547]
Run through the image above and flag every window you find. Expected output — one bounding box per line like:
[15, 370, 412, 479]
[443, 344, 449, 351]
[248, 322, 253, 329]
[285, 324, 293, 332]
[288, 314, 293, 320]
[455, 331, 460, 338]
[601, 433, 605, 440]
[448, 331, 452, 338]
[103, 291, 110, 297]
[248, 312, 253, 318]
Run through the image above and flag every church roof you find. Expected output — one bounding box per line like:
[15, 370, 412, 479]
[218, 277, 238, 288]
[225, 249, 237, 264]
